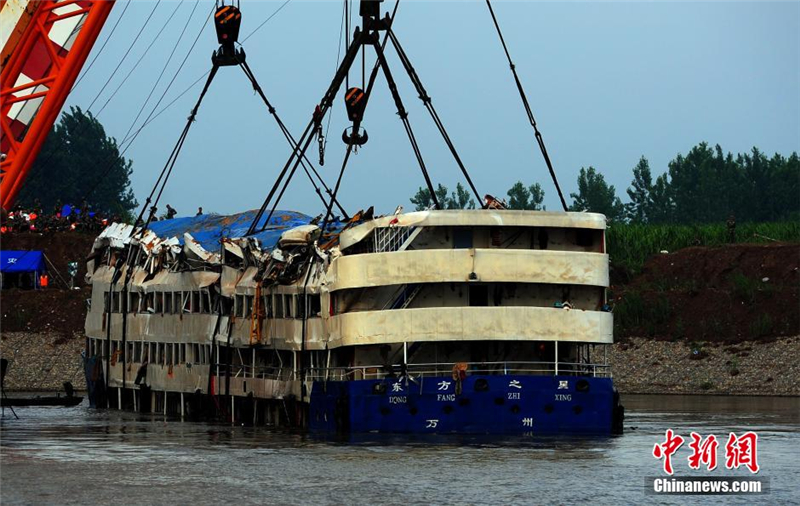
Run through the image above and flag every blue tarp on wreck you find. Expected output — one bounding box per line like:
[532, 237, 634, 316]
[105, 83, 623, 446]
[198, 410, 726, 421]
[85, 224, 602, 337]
[147, 210, 313, 251]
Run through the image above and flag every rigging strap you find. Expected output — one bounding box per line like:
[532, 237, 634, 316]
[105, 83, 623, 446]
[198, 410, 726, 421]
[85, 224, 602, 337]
[387, 30, 481, 205]
[246, 1, 408, 236]
[485, 0, 568, 211]
[237, 59, 348, 219]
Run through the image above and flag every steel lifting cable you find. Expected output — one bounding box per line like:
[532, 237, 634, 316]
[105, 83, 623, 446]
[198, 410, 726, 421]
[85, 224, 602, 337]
[484, 0, 568, 211]
[32, 0, 163, 193]
[136, 65, 220, 234]
[386, 30, 482, 205]
[122, 0, 289, 146]
[94, 1, 184, 118]
[321, 0, 349, 164]
[84, 0, 290, 205]
[71, 0, 133, 93]
[248, 0, 403, 236]
[236, 59, 348, 218]
[119, 1, 201, 150]
[85, 0, 162, 112]
[83, 3, 214, 203]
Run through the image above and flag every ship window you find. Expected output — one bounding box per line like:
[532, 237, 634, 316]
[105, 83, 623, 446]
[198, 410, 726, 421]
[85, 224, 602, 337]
[309, 294, 321, 317]
[275, 295, 284, 318]
[469, 285, 489, 307]
[145, 293, 155, 313]
[200, 290, 209, 314]
[104, 292, 110, 312]
[235, 295, 244, 318]
[164, 291, 173, 314]
[112, 292, 121, 313]
[179, 344, 186, 364]
[453, 228, 473, 248]
[207, 345, 213, 365]
[284, 295, 294, 318]
[297, 295, 306, 319]
[245, 295, 254, 318]
[576, 229, 594, 248]
[130, 292, 140, 313]
[155, 292, 163, 313]
[165, 343, 173, 366]
[127, 343, 134, 363]
[192, 291, 200, 313]
[198, 344, 205, 364]
[265, 295, 273, 318]
[537, 229, 549, 250]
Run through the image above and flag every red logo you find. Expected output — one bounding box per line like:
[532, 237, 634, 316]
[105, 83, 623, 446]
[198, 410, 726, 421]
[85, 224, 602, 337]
[653, 429, 685, 475]
[688, 432, 719, 471]
[653, 430, 760, 475]
[725, 432, 759, 474]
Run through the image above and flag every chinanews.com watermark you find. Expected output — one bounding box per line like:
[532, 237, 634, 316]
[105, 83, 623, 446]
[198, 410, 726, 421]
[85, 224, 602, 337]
[645, 477, 769, 495]
[647, 429, 769, 496]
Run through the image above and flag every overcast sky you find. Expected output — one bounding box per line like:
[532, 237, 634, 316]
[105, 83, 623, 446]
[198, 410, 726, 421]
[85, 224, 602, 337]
[64, 0, 799, 217]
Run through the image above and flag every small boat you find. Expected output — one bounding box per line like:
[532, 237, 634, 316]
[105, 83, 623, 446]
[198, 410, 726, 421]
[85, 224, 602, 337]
[1, 359, 83, 408]
[1, 394, 83, 408]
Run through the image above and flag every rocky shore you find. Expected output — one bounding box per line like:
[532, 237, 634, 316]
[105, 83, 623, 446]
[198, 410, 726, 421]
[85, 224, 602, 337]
[609, 335, 800, 396]
[2, 331, 798, 396]
[1, 332, 86, 392]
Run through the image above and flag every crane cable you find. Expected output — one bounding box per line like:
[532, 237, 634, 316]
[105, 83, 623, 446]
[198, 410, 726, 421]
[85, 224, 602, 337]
[83, 2, 213, 203]
[29, 0, 163, 205]
[118, 1, 201, 150]
[85, 0, 162, 112]
[320, 0, 348, 165]
[94, 1, 184, 118]
[484, 0, 568, 211]
[249, 0, 403, 236]
[71, 0, 132, 93]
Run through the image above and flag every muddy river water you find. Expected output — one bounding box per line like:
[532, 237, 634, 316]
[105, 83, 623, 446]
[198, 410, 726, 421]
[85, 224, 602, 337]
[1, 395, 797, 505]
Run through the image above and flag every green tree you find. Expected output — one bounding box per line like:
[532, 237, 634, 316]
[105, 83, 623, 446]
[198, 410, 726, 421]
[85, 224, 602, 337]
[648, 173, 674, 224]
[506, 181, 545, 210]
[667, 142, 743, 224]
[18, 106, 137, 218]
[625, 157, 653, 223]
[410, 183, 475, 210]
[447, 183, 476, 210]
[410, 184, 449, 211]
[569, 166, 624, 221]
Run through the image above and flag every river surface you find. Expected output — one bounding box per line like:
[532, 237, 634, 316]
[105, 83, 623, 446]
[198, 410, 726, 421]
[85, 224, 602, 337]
[1, 395, 797, 505]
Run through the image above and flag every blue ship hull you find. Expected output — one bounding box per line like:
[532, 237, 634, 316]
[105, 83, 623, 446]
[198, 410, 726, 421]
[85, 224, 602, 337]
[309, 374, 623, 434]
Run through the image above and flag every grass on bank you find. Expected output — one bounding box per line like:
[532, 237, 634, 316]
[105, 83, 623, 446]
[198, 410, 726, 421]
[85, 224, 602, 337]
[606, 221, 800, 275]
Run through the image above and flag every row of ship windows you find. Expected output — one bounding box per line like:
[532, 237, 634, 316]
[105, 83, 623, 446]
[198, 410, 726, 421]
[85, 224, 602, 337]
[232, 293, 322, 319]
[104, 290, 213, 314]
[102, 291, 323, 320]
[89, 338, 214, 366]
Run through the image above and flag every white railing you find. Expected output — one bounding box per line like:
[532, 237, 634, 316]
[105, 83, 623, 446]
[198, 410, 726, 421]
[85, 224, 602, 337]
[373, 226, 419, 253]
[304, 360, 612, 382]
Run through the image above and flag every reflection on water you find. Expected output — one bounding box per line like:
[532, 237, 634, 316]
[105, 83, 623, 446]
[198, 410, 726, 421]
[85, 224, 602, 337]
[1, 395, 798, 505]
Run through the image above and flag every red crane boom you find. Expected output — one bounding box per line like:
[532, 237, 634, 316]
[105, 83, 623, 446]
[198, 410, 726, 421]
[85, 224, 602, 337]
[1, 0, 115, 210]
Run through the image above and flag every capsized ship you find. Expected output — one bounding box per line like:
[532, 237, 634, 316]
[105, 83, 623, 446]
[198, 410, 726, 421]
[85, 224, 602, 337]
[84, 207, 624, 434]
